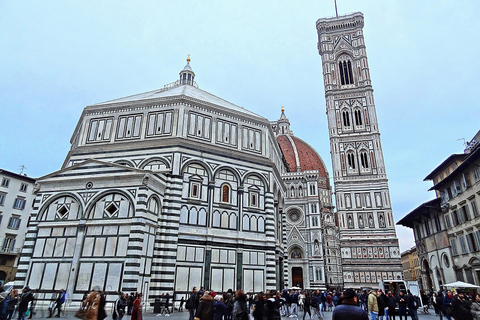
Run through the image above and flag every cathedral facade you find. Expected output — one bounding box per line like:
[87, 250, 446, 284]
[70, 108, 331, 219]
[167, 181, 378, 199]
[316, 12, 403, 288]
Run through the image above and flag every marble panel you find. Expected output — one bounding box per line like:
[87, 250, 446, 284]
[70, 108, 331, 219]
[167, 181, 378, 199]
[243, 270, 254, 292]
[117, 237, 128, 256]
[64, 238, 76, 257]
[106, 263, 122, 292]
[210, 268, 223, 292]
[43, 238, 55, 257]
[76, 263, 93, 291]
[220, 250, 227, 264]
[105, 237, 117, 257]
[119, 201, 130, 218]
[147, 235, 155, 256]
[38, 228, 51, 237]
[251, 252, 257, 265]
[28, 263, 45, 289]
[211, 249, 219, 263]
[224, 268, 235, 291]
[229, 250, 236, 264]
[119, 225, 130, 235]
[53, 238, 66, 257]
[186, 247, 195, 262]
[42, 263, 58, 290]
[33, 239, 46, 257]
[254, 270, 264, 292]
[177, 246, 186, 261]
[87, 226, 102, 236]
[189, 267, 202, 290]
[64, 227, 77, 236]
[93, 238, 106, 257]
[52, 228, 63, 237]
[195, 247, 204, 262]
[54, 263, 71, 290]
[243, 252, 250, 265]
[175, 267, 189, 291]
[103, 226, 118, 235]
[82, 237, 94, 257]
[92, 263, 107, 290]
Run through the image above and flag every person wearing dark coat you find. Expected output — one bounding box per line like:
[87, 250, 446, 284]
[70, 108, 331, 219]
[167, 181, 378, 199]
[265, 292, 280, 320]
[302, 293, 311, 320]
[188, 288, 199, 320]
[406, 291, 419, 320]
[386, 291, 396, 320]
[451, 290, 473, 320]
[213, 295, 227, 320]
[113, 292, 127, 320]
[251, 293, 264, 320]
[232, 290, 248, 320]
[332, 289, 368, 320]
[17, 287, 34, 320]
[396, 292, 407, 320]
[377, 290, 386, 318]
[195, 291, 214, 320]
[97, 292, 107, 320]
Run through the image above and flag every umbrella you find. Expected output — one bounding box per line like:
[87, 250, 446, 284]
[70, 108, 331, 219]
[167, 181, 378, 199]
[289, 286, 302, 290]
[443, 281, 480, 288]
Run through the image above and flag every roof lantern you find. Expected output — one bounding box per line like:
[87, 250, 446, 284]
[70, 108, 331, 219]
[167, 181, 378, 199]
[179, 55, 195, 85]
[278, 107, 291, 135]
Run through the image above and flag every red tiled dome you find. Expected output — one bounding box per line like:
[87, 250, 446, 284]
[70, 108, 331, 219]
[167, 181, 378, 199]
[277, 135, 327, 177]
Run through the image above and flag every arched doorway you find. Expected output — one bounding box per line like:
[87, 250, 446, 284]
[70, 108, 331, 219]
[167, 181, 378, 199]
[423, 259, 433, 291]
[292, 267, 303, 288]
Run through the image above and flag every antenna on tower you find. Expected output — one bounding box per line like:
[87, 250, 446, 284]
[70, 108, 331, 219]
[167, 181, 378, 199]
[334, 0, 338, 17]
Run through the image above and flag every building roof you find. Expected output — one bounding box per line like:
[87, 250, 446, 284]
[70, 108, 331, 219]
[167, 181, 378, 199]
[397, 197, 441, 228]
[424, 154, 465, 180]
[276, 135, 328, 177]
[0, 169, 36, 182]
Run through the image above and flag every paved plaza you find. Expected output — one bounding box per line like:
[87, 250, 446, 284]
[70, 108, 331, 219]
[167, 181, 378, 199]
[26, 307, 440, 320]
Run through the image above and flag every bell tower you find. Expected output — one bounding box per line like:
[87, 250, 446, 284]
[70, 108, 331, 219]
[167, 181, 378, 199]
[316, 12, 403, 288]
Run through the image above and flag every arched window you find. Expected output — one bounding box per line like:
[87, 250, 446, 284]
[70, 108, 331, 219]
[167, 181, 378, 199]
[347, 152, 356, 169]
[342, 110, 351, 127]
[221, 184, 231, 203]
[360, 151, 369, 169]
[339, 60, 354, 85]
[354, 109, 363, 126]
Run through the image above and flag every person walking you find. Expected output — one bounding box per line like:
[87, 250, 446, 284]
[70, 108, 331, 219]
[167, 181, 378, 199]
[6, 290, 18, 320]
[213, 295, 227, 320]
[131, 293, 143, 320]
[17, 287, 34, 320]
[377, 290, 386, 320]
[53, 290, 65, 318]
[302, 292, 311, 320]
[367, 289, 379, 320]
[470, 293, 480, 320]
[385, 291, 396, 320]
[187, 287, 199, 320]
[195, 291, 214, 320]
[252, 293, 264, 320]
[113, 292, 127, 320]
[451, 289, 473, 320]
[396, 291, 407, 320]
[332, 289, 367, 320]
[232, 290, 248, 320]
[406, 291, 419, 320]
[179, 297, 185, 313]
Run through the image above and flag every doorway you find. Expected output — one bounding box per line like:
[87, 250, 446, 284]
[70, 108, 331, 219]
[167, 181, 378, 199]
[292, 267, 303, 288]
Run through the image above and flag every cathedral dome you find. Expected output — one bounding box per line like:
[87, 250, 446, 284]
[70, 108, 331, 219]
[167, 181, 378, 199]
[277, 135, 328, 177]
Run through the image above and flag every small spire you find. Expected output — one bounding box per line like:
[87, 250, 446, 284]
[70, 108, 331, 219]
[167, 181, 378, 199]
[281, 106, 285, 112]
[187, 54, 191, 62]
[179, 56, 195, 85]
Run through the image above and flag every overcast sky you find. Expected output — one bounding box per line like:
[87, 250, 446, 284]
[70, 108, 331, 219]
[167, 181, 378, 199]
[1, 1, 479, 252]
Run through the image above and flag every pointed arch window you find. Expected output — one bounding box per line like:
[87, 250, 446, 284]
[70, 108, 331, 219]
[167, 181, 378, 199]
[360, 151, 369, 169]
[354, 109, 363, 126]
[339, 60, 354, 85]
[347, 152, 356, 170]
[342, 110, 351, 127]
[221, 184, 231, 203]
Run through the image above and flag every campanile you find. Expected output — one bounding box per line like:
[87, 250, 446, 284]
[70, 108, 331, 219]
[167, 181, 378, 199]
[316, 12, 403, 288]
